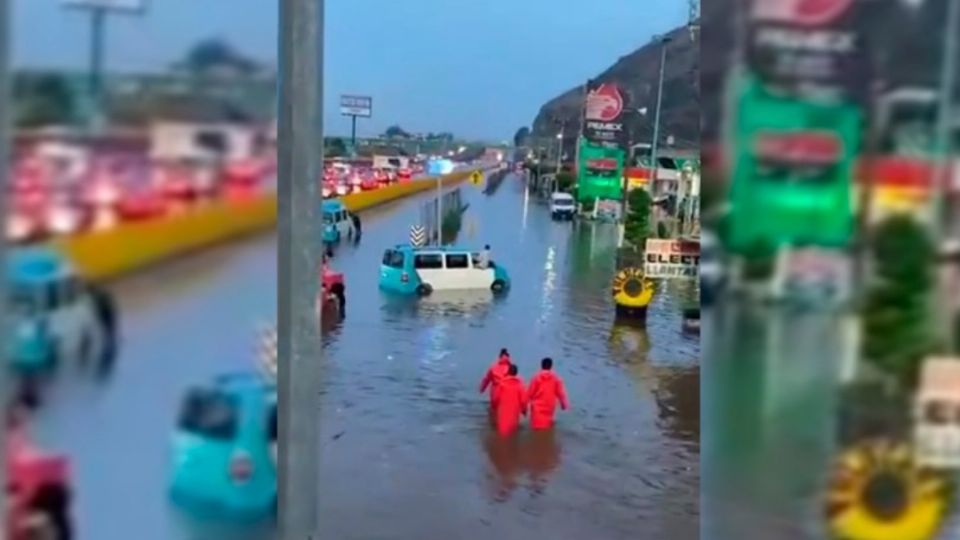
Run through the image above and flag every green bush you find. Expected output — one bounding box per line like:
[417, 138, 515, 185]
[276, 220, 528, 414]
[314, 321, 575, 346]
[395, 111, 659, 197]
[624, 189, 652, 246]
[862, 216, 937, 388]
[556, 171, 576, 192]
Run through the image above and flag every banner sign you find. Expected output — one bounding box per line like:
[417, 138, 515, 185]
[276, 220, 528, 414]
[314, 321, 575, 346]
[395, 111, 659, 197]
[62, 0, 146, 11]
[582, 81, 629, 146]
[340, 95, 372, 117]
[644, 239, 700, 279]
[746, 0, 869, 103]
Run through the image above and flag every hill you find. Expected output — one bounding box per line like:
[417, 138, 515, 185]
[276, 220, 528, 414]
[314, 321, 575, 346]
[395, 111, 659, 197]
[530, 23, 700, 152]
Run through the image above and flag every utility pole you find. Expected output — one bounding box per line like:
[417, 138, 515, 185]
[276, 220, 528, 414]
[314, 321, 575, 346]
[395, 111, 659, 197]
[649, 36, 670, 200]
[278, 0, 323, 538]
[933, 0, 960, 352]
[88, 6, 106, 131]
[0, 0, 11, 525]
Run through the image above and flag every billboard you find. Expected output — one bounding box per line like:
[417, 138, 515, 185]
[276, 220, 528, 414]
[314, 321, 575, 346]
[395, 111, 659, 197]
[62, 0, 147, 11]
[340, 95, 372, 118]
[746, 0, 869, 103]
[644, 239, 700, 279]
[582, 81, 629, 146]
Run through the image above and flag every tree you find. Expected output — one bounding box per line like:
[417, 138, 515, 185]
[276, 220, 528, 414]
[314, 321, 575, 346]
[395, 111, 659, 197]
[624, 188, 653, 246]
[513, 126, 530, 147]
[13, 73, 75, 127]
[178, 38, 259, 76]
[555, 171, 576, 192]
[324, 137, 347, 157]
[384, 125, 411, 139]
[863, 216, 937, 387]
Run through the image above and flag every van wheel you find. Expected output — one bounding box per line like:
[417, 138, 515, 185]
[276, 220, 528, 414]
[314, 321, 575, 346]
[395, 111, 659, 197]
[416, 283, 433, 296]
[491, 279, 506, 293]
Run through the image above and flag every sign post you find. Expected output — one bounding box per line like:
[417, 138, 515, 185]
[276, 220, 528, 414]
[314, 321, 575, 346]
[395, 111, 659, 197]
[278, 0, 323, 538]
[62, 0, 147, 131]
[339, 94, 372, 151]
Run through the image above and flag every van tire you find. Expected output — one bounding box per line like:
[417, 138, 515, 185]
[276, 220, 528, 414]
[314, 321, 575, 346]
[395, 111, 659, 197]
[416, 283, 433, 296]
[491, 279, 506, 293]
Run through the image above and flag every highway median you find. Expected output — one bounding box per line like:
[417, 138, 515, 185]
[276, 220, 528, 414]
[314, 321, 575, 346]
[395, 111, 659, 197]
[53, 170, 473, 281]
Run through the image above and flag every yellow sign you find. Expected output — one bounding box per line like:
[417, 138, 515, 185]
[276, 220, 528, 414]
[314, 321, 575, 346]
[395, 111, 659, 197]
[470, 170, 483, 186]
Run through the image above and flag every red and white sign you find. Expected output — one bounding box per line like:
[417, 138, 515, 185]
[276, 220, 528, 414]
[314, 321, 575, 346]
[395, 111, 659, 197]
[751, 0, 855, 26]
[585, 84, 624, 122]
[754, 131, 842, 164]
[644, 239, 700, 279]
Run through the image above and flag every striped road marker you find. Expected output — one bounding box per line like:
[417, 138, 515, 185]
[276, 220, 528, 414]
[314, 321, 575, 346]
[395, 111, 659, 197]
[257, 322, 278, 383]
[410, 225, 426, 247]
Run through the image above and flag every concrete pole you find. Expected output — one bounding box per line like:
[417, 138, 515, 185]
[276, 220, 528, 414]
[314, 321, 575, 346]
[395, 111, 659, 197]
[277, 0, 323, 538]
[0, 0, 10, 529]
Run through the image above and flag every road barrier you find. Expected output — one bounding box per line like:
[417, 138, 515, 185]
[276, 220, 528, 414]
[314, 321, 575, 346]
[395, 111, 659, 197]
[54, 171, 472, 281]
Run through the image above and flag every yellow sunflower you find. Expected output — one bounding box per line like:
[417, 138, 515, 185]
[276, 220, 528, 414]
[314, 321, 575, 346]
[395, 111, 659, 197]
[825, 440, 949, 540]
[611, 268, 654, 308]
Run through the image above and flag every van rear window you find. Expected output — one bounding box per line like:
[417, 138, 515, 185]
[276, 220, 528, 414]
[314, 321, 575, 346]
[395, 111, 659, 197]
[177, 389, 239, 440]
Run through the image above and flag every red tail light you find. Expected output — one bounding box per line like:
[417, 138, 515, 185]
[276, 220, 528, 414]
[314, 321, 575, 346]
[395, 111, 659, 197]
[400, 272, 409, 283]
[228, 452, 253, 483]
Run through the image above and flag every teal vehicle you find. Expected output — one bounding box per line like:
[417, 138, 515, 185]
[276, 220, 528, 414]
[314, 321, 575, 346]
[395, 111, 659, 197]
[6, 247, 105, 372]
[169, 372, 277, 519]
[322, 200, 356, 244]
[379, 244, 510, 296]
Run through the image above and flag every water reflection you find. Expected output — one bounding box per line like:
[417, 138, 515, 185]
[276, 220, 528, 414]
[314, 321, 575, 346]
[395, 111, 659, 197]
[480, 428, 563, 502]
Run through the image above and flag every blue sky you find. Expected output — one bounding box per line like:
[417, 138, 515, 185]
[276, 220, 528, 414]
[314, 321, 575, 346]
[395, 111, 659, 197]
[13, 0, 686, 140]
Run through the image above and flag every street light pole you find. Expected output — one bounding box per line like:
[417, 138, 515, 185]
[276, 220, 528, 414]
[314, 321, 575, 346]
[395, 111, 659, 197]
[650, 37, 669, 196]
[278, 0, 323, 538]
[88, 6, 107, 131]
[933, 0, 960, 351]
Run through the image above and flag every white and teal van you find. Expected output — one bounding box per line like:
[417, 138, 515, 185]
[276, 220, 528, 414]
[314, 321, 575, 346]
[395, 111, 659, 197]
[379, 245, 510, 296]
[6, 247, 108, 372]
[321, 200, 356, 244]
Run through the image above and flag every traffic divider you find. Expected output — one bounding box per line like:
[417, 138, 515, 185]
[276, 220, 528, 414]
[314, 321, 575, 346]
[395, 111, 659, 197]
[54, 170, 473, 281]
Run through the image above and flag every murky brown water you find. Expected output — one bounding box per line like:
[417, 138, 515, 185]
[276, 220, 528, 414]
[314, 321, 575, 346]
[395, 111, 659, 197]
[28, 175, 699, 539]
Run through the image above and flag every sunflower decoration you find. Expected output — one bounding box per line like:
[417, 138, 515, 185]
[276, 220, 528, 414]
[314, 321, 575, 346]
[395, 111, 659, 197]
[611, 267, 654, 309]
[825, 440, 950, 540]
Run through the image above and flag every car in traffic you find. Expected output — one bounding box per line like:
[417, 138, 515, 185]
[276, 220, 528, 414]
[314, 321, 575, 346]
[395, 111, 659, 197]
[6, 247, 109, 373]
[549, 192, 576, 220]
[169, 372, 277, 519]
[379, 245, 510, 296]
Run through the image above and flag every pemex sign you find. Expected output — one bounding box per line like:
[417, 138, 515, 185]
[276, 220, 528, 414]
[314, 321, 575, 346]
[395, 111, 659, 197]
[583, 81, 629, 146]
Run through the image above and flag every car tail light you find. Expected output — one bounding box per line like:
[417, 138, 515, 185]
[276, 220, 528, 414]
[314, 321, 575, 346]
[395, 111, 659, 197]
[228, 451, 253, 484]
[400, 272, 409, 283]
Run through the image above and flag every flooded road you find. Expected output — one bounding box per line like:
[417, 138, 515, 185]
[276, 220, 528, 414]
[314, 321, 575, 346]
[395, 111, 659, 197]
[701, 301, 842, 540]
[317, 175, 699, 540]
[28, 173, 699, 539]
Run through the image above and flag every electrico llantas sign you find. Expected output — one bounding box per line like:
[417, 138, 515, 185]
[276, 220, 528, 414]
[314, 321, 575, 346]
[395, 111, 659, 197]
[746, 0, 868, 103]
[644, 239, 700, 279]
[583, 82, 628, 146]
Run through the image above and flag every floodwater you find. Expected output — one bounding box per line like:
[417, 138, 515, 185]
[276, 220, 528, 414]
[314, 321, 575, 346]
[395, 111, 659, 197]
[28, 173, 699, 539]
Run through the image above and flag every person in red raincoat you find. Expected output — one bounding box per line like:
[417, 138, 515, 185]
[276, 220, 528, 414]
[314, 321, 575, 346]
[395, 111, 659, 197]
[495, 364, 528, 437]
[526, 357, 569, 430]
[479, 348, 511, 416]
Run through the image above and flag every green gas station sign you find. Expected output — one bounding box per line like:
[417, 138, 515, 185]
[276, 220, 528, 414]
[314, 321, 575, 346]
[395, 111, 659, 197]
[727, 75, 863, 253]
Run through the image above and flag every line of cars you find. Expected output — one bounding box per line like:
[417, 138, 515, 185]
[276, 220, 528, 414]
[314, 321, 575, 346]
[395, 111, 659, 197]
[6, 156, 274, 245]
[321, 162, 420, 199]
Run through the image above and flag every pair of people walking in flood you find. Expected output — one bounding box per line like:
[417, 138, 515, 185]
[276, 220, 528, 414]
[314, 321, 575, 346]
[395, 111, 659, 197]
[478, 348, 569, 436]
